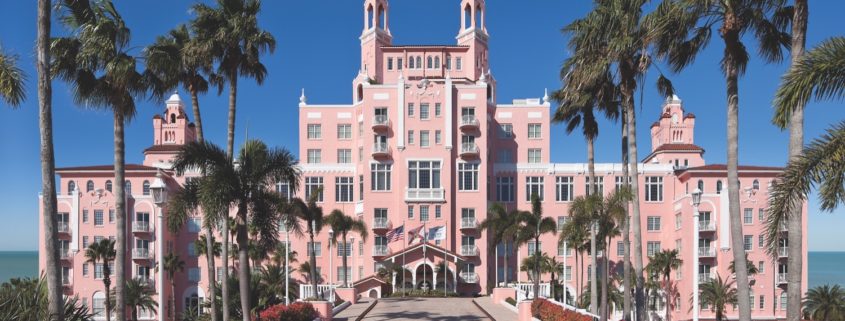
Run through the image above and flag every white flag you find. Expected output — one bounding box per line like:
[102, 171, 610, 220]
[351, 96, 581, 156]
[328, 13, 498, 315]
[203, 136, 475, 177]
[426, 225, 446, 241]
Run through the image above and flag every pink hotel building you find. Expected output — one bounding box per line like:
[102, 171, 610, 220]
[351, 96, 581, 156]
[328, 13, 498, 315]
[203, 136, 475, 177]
[39, 0, 808, 320]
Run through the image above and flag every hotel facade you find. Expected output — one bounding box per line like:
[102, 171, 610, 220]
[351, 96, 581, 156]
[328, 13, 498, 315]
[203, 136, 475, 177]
[39, 0, 808, 320]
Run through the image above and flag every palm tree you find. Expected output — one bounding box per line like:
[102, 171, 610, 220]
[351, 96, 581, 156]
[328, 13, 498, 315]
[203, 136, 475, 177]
[520, 252, 552, 282]
[85, 239, 116, 321]
[195, 234, 222, 261]
[324, 210, 368, 288]
[516, 193, 557, 300]
[114, 278, 157, 321]
[728, 254, 759, 276]
[162, 253, 184, 321]
[35, 0, 64, 319]
[803, 285, 845, 321]
[567, 193, 602, 314]
[0, 277, 92, 321]
[544, 256, 564, 301]
[0, 47, 26, 106]
[561, 216, 589, 304]
[172, 140, 300, 321]
[289, 191, 325, 299]
[52, 3, 158, 319]
[653, 2, 791, 319]
[479, 203, 521, 287]
[579, 277, 625, 315]
[696, 274, 738, 321]
[646, 249, 682, 321]
[298, 261, 322, 285]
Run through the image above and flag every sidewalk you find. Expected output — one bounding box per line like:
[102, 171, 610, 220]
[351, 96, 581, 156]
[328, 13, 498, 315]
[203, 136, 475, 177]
[333, 298, 377, 321]
[473, 296, 518, 321]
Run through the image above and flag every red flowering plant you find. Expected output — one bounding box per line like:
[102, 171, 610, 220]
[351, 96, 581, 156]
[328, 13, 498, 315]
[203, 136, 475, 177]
[256, 302, 318, 321]
[531, 298, 595, 321]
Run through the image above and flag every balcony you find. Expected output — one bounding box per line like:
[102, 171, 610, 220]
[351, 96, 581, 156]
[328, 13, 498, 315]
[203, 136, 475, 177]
[132, 221, 151, 233]
[461, 245, 479, 256]
[778, 247, 789, 258]
[132, 249, 153, 260]
[60, 250, 72, 261]
[699, 273, 714, 283]
[460, 218, 478, 229]
[372, 115, 390, 130]
[372, 143, 391, 158]
[777, 274, 788, 285]
[373, 218, 390, 230]
[459, 115, 479, 130]
[62, 278, 71, 288]
[57, 222, 71, 235]
[698, 221, 716, 232]
[460, 142, 479, 157]
[405, 188, 445, 202]
[373, 246, 390, 257]
[460, 272, 479, 283]
[136, 277, 155, 288]
[698, 247, 716, 257]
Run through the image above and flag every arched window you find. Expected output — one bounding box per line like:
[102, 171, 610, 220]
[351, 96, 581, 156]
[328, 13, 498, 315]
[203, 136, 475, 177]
[125, 181, 132, 195]
[67, 181, 76, 195]
[357, 84, 364, 103]
[434, 56, 440, 68]
[752, 179, 760, 190]
[716, 180, 723, 194]
[415, 56, 422, 69]
[366, 4, 374, 30]
[170, 113, 176, 124]
[780, 292, 787, 310]
[184, 293, 201, 318]
[105, 180, 113, 193]
[697, 180, 704, 193]
[408, 56, 415, 69]
[142, 180, 151, 196]
[427, 56, 433, 69]
[378, 5, 385, 29]
[86, 180, 95, 192]
[464, 4, 472, 29]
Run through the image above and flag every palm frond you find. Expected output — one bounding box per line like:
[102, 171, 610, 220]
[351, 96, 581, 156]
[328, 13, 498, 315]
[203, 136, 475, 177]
[0, 49, 27, 107]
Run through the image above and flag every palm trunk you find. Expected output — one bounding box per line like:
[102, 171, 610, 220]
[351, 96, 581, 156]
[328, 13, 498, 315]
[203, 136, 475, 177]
[236, 209, 251, 321]
[663, 275, 671, 321]
[503, 241, 509, 285]
[534, 235, 540, 299]
[601, 236, 609, 320]
[37, 0, 62, 319]
[105, 283, 112, 321]
[171, 280, 176, 321]
[221, 214, 230, 321]
[205, 229, 218, 321]
[131, 307, 137, 321]
[189, 85, 204, 142]
[342, 235, 349, 288]
[577, 251, 582, 303]
[587, 135, 598, 315]
[621, 106, 632, 321]
[620, 62, 645, 321]
[724, 29, 751, 321]
[227, 77, 238, 158]
[786, 3, 808, 321]
[113, 111, 126, 321]
[309, 231, 319, 299]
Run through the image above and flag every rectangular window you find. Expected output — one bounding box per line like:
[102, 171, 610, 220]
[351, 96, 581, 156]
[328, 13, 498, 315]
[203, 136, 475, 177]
[358, 120, 364, 136]
[83, 236, 89, 249]
[435, 103, 441, 117]
[398, 58, 403, 70]
[188, 268, 200, 282]
[675, 213, 683, 230]
[83, 210, 88, 223]
[759, 235, 764, 248]
[335, 177, 354, 202]
[188, 217, 201, 233]
[420, 104, 430, 119]
[305, 177, 324, 202]
[337, 124, 352, 140]
[359, 241, 364, 256]
[407, 205, 414, 219]
[744, 235, 753, 251]
[307, 149, 322, 164]
[526, 176, 544, 201]
[555, 176, 574, 202]
[435, 205, 441, 218]
[585, 176, 604, 195]
[109, 209, 114, 223]
[615, 176, 632, 191]
[408, 130, 414, 144]
[387, 58, 394, 70]
[435, 130, 442, 144]
[337, 149, 352, 164]
[82, 263, 88, 277]
[647, 217, 662, 231]
[307, 242, 322, 257]
[758, 261, 766, 273]
[528, 123, 542, 139]
[95, 263, 104, 279]
[337, 267, 352, 284]
[371, 164, 392, 191]
[458, 163, 479, 191]
[420, 205, 430, 222]
[617, 241, 625, 256]
[744, 208, 753, 224]
[528, 149, 542, 163]
[188, 243, 197, 257]
[307, 124, 322, 140]
[496, 177, 515, 203]
[358, 147, 364, 162]
[647, 241, 661, 257]
[420, 131, 430, 147]
[94, 210, 104, 226]
[557, 216, 569, 232]
[498, 124, 514, 138]
[557, 242, 568, 256]
[456, 57, 462, 70]
[527, 241, 542, 255]
[760, 295, 765, 310]
[337, 243, 352, 257]
[564, 266, 573, 281]
[359, 175, 364, 201]
[408, 103, 415, 117]
[408, 161, 442, 189]
[645, 176, 664, 202]
[93, 298, 105, 317]
[758, 208, 765, 222]
[446, 56, 452, 70]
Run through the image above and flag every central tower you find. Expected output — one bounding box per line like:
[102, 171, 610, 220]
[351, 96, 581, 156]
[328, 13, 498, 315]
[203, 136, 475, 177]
[457, 0, 489, 81]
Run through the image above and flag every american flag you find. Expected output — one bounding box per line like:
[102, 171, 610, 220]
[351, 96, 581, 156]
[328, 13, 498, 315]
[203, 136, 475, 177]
[386, 224, 404, 243]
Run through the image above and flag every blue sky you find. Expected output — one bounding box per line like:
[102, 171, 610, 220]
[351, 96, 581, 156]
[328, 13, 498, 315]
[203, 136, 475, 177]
[1, 1, 843, 251]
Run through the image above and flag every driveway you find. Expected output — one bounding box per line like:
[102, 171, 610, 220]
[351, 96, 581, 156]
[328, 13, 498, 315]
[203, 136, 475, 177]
[361, 297, 491, 321]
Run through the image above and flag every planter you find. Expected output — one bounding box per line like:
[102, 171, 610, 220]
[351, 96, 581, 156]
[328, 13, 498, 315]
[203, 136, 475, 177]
[492, 287, 517, 305]
[310, 300, 333, 321]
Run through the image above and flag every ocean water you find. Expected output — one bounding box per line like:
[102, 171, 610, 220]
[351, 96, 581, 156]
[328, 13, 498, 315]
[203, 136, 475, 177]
[1, 251, 844, 286]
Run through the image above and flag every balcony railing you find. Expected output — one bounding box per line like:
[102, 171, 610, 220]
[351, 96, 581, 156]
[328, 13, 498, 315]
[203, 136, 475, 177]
[372, 143, 390, 157]
[405, 188, 445, 202]
[699, 273, 714, 283]
[62, 278, 71, 286]
[461, 245, 478, 256]
[460, 115, 479, 129]
[132, 249, 152, 260]
[372, 115, 390, 129]
[698, 221, 716, 232]
[460, 272, 479, 283]
[778, 248, 789, 258]
[136, 277, 155, 288]
[132, 221, 151, 233]
[58, 222, 70, 234]
[698, 247, 715, 257]
[461, 218, 477, 229]
[460, 142, 479, 156]
[373, 218, 390, 229]
[373, 246, 389, 256]
[60, 250, 72, 260]
[777, 274, 788, 284]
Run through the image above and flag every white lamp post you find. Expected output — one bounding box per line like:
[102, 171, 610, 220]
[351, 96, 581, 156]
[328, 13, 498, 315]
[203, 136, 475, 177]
[691, 188, 702, 321]
[149, 171, 167, 321]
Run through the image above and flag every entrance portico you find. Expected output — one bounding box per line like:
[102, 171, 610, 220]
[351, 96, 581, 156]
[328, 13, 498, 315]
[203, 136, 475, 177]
[380, 242, 468, 294]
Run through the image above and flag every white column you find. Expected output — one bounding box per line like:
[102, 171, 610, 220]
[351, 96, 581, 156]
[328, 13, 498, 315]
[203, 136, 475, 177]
[445, 74, 454, 149]
[156, 205, 164, 321]
[693, 204, 700, 321]
[433, 272, 438, 290]
[397, 73, 406, 149]
[453, 256, 458, 293]
[391, 257, 396, 293]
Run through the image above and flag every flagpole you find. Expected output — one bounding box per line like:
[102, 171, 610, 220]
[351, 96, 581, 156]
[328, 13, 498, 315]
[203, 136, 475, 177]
[402, 220, 406, 297]
[444, 224, 447, 297]
[423, 221, 427, 293]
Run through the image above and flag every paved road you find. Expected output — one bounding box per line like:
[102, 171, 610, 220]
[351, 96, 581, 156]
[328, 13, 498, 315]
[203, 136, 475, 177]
[361, 297, 491, 321]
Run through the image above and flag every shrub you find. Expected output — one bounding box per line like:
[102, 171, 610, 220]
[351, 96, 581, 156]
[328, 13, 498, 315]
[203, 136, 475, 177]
[505, 297, 517, 306]
[257, 302, 318, 321]
[531, 298, 594, 321]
